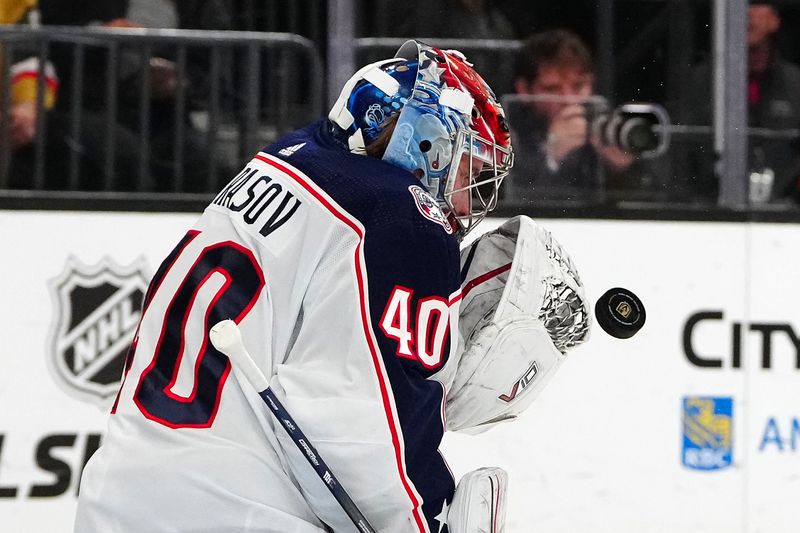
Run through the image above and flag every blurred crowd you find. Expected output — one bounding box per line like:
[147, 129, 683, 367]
[2, 0, 800, 206]
[1, 0, 236, 191]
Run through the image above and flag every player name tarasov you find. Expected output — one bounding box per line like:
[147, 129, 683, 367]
[212, 166, 303, 237]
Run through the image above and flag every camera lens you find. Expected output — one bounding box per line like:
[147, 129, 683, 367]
[619, 117, 660, 152]
[589, 103, 668, 157]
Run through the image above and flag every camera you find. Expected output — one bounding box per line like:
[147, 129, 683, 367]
[589, 102, 671, 158]
[502, 94, 672, 158]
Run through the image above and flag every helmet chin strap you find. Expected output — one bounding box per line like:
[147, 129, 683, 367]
[347, 129, 367, 155]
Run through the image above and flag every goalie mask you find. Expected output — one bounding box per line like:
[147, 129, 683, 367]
[329, 40, 513, 238]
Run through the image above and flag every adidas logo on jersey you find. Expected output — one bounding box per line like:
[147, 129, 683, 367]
[278, 142, 306, 157]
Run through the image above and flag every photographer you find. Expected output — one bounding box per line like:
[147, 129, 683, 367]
[508, 30, 639, 202]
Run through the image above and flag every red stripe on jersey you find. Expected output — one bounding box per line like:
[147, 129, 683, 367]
[449, 289, 463, 306]
[254, 153, 430, 533]
[462, 262, 512, 298]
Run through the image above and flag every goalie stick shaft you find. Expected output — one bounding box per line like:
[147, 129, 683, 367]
[209, 320, 378, 533]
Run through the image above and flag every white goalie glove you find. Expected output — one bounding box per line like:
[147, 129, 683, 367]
[446, 215, 591, 433]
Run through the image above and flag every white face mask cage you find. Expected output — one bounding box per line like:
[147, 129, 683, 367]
[443, 129, 514, 238]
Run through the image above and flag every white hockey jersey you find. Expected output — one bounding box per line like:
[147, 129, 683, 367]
[75, 121, 463, 533]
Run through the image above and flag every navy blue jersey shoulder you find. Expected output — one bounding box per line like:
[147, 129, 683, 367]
[266, 121, 459, 531]
[265, 120, 455, 240]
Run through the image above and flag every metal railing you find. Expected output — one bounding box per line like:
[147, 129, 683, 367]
[0, 26, 323, 192]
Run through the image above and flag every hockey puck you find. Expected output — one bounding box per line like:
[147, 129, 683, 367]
[594, 287, 646, 339]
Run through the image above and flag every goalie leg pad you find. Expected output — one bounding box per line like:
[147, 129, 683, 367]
[447, 467, 508, 533]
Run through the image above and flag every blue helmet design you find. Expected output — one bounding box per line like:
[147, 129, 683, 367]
[330, 59, 418, 149]
[329, 41, 513, 238]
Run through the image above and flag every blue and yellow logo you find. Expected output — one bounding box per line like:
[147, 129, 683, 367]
[682, 396, 733, 471]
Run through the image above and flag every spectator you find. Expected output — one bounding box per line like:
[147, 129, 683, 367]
[507, 29, 638, 203]
[1, 1, 59, 184]
[35, 0, 232, 192]
[109, 0, 234, 192]
[675, 2, 800, 203]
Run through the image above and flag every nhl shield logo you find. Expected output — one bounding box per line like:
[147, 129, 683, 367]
[47, 257, 150, 404]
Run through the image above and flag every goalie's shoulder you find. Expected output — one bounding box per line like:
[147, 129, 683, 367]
[259, 121, 458, 242]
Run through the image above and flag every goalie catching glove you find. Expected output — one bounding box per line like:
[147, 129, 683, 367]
[446, 216, 591, 433]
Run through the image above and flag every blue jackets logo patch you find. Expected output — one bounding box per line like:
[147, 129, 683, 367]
[409, 185, 453, 234]
[682, 396, 733, 471]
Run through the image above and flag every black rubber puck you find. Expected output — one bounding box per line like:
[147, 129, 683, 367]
[594, 287, 646, 339]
